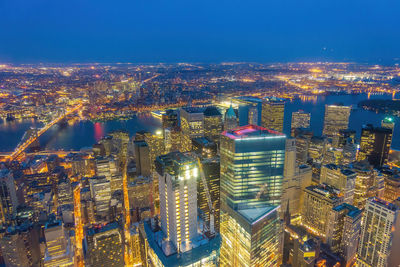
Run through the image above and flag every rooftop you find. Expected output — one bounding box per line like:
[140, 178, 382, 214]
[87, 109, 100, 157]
[222, 124, 285, 140]
[238, 206, 277, 224]
[332, 203, 362, 219]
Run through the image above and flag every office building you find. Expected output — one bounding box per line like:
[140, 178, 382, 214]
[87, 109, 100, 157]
[308, 136, 327, 162]
[322, 104, 351, 139]
[134, 140, 151, 177]
[358, 124, 392, 167]
[381, 116, 395, 130]
[0, 224, 41, 267]
[383, 174, 400, 203]
[220, 125, 285, 266]
[326, 203, 361, 266]
[0, 170, 18, 224]
[357, 198, 400, 267]
[86, 222, 124, 267]
[220, 125, 286, 209]
[334, 129, 356, 148]
[162, 109, 179, 130]
[232, 96, 262, 125]
[352, 161, 377, 209]
[223, 105, 238, 131]
[203, 106, 223, 144]
[156, 152, 198, 251]
[291, 110, 311, 136]
[197, 158, 220, 234]
[301, 184, 343, 237]
[180, 107, 205, 152]
[89, 176, 111, 219]
[320, 164, 356, 204]
[192, 137, 218, 159]
[261, 97, 285, 132]
[43, 220, 74, 266]
[219, 205, 282, 266]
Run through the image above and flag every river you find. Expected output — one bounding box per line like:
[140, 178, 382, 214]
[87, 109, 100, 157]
[0, 93, 399, 152]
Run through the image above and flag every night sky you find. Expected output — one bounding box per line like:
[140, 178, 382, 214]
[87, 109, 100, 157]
[1, 0, 399, 63]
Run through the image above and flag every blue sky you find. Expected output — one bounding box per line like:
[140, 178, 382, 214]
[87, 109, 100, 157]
[0, 0, 399, 63]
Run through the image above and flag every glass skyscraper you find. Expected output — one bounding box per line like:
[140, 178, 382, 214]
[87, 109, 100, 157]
[220, 125, 286, 209]
[219, 125, 286, 266]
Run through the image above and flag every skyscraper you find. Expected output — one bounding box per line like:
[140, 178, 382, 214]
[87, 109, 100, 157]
[133, 140, 151, 177]
[156, 152, 198, 250]
[0, 170, 18, 224]
[89, 176, 111, 220]
[223, 105, 238, 131]
[320, 164, 356, 204]
[326, 203, 361, 266]
[302, 184, 343, 237]
[381, 116, 395, 130]
[261, 97, 285, 132]
[220, 125, 286, 209]
[43, 220, 74, 267]
[358, 124, 392, 167]
[291, 110, 311, 136]
[219, 125, 285, 266]
[203, 106, 223, 144]
[352, 160, 377, 209]
[357, 198, 400, 267]
[322, 104, 351, 139]
[180, 107, 205, 152]
[86, 222, 124, 267]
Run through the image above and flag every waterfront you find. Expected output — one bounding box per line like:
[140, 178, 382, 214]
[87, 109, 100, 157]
[0, 93, 399, 152]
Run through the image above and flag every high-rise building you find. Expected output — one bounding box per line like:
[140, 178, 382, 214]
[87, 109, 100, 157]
[291, 110, 311, 136]
[334, 129, 356, 148]
[143, 152, 220, 266]
[261, 97, 285, 132]
[294, 128, 313, 164]
[357, 198, 400, 267]
[133, 140, 151, 177]
[220, 125, 285, 266]
[86, 222, 124, 267]
[162, 109, 178, 130]
[192, 137, 218, 159]
[358, 124, 392, 167]
[0, 170, 18, 224]
[320, 164, 356, 204]
[322, 104, 351, 139]
[352, 161, 377, 209]
[43, 220, 74, 266]
[326, 203, 361, 266]
[0, 224, 41, 267]
[57, 178, 73, 206]
[232, 96, 262, 125]
[381, 116, 395, 130]
[203, 106, 223, 144]
[156, 152, 198, 250]
[197, 158, 220, 234]
[180, 107, 205, 152]
[383, 173, 400, 203]
[220, 125, 286, 209]
[89, 176, 111, 219]
[223, 105, 238, 131]
[219, 205, 282, 266]
[301, 184, 343, 237]
[308, 136, 327, 163]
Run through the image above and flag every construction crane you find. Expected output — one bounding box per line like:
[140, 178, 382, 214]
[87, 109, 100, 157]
[197, 158, 215, 237]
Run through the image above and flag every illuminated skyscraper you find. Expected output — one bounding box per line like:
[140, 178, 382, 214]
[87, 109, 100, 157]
[0, 170, 18, 224]
[86, 222, 124, 267]
[322, 104, 351, 139]
[220, 125, 286, 209]
[352, 161, 376, 209]
[223, 105, 238, 131]
[381, 116, 395, 130]
[219, 125, 285, 266]
[261, 97, 285, 132]
[382, 173, 400, 203]
[357, 198, 400, 267]
[133, 140, 151, 177]
[203, 106, 223, 144]
[291, 110, 311, 136]
[326, 203, 361, 266]
[162, 109, 178, 130]
[358, 124, 392, 167]
[89, 176, 111, 220]
[156, 152, 198, 250]
[43, 220, 74, 267]
[301, 184, 343, 237]
[143, 152, 220, 267]
[180, 107, 205, 152]
[320, 164, 356, 204]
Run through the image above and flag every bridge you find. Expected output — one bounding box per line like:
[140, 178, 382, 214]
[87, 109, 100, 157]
[7, 103, 83, 161]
